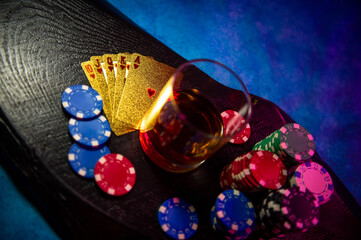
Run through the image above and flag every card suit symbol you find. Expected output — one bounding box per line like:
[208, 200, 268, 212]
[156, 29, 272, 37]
[147, 88, 156, 98]
[90, 74, 95, 79]
[120, 65, 126, 70]
[108, 66, 114, 72]
[96, 68, 102, 74]
[126, 65, 130, 70]
[134, 64, 139, 69]
[114, 63, 117, 68]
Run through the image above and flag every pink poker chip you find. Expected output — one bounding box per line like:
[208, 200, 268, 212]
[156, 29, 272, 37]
[291, 161, 334, 205]
[221, 110, 251, 144]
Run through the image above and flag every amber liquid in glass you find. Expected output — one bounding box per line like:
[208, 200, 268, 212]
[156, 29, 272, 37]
[139, 89, 224, 172]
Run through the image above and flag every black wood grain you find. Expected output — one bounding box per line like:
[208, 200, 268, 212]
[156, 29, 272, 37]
[1, 0, 361, 239]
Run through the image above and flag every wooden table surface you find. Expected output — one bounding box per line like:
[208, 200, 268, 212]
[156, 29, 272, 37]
[1, 0, 361, 239]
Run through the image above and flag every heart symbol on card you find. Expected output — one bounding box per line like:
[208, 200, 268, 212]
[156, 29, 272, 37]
[90, 74, 95, 79]
[96, 68, 102, 74]
[147, 88, 156, 98]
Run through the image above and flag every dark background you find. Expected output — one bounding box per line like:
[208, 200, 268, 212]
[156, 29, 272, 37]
[1, 0, 360, 239]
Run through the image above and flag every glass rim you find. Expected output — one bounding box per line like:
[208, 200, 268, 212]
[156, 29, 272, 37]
[169, 58, 252, 141]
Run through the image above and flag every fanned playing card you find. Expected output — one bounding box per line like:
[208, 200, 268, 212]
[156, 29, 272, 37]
[102, 54, 117, 121]
[81, 61, 99, 92]
[115, 53, 180, 129]
[82, 52, 181, 136]
[90, 56, 112, 123]
[113, 52, 131, 122]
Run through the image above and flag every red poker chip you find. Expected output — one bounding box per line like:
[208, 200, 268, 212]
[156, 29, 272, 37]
[234, 154, 253, 191]
[230, 122, 251, 144]
[94, 153, 136, 196]
[240, 151, 261, 189]
[231, 157, 244, 189]
[221, 110, 251, 144]
[249, 151, 287, 190]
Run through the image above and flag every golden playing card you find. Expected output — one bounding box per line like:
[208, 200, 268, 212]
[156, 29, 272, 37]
[102, 54, 117, 120]
[81, 61, 99, 92]
[90, 56, 112, 123]
[115, 53, 179, 129]
[113, 52, 131, 122]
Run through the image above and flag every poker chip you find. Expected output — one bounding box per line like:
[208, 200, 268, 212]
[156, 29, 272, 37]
[249, 151, 288, 190]
[61, 84, 103, 119]
[221, 110, 251, 144]
[257, 186, 320, 237]
[68, 115, 111, 148]
[219, 150, 287, 192]
[94, 153, 136, 196]
[212, 189, 256, 239]
[253, 123, 315, 165]
[230, 122, 251, 144]
[68, 142, 110, 178]
[290, 161, 334, 205]
[158, 197, 198, 239]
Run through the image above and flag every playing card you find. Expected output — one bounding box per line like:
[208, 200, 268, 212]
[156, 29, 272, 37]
[90, 56, 112, 123]
[81, 61, 99, 91]
[115, 53, 180, 129]
[112, 119, 136, 136]
[113, 52, 131, 122]
[102, 54, 117, 119]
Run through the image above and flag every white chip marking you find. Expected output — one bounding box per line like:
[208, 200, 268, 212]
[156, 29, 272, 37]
[76, 112, 84, 119]
[91, 140, 99, 147]
[159, 206, 166, 213]
[99, 157, 106, 164]
[73, 134, 81, 141]
[94, 174, 102, 181]
[93, 109, 101, 115]
[62, 101, 69, 108]
[78, 169, 86, 176]
[69, 118, 77, 125]
[68, 153, 75, 161]
[108, 188, 115, 195]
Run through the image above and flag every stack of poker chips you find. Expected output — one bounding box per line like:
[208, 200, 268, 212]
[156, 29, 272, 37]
[289, 161, 334, 205]
[252, 123, 316, 167]
[220, 150, 287, 192]
[62, 85, 112, 178]
[258, 186, 320, 238]
[210, 189, 256, 239]
[61, 85, 136, 196]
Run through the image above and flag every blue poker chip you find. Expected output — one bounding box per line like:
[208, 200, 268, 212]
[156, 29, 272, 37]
[61, 85, 103, 119]
[158, 197, 198, 239]
[215, 189, 255, 235]
[68, 142, 111, 178]
[68, 115, 111, 148]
